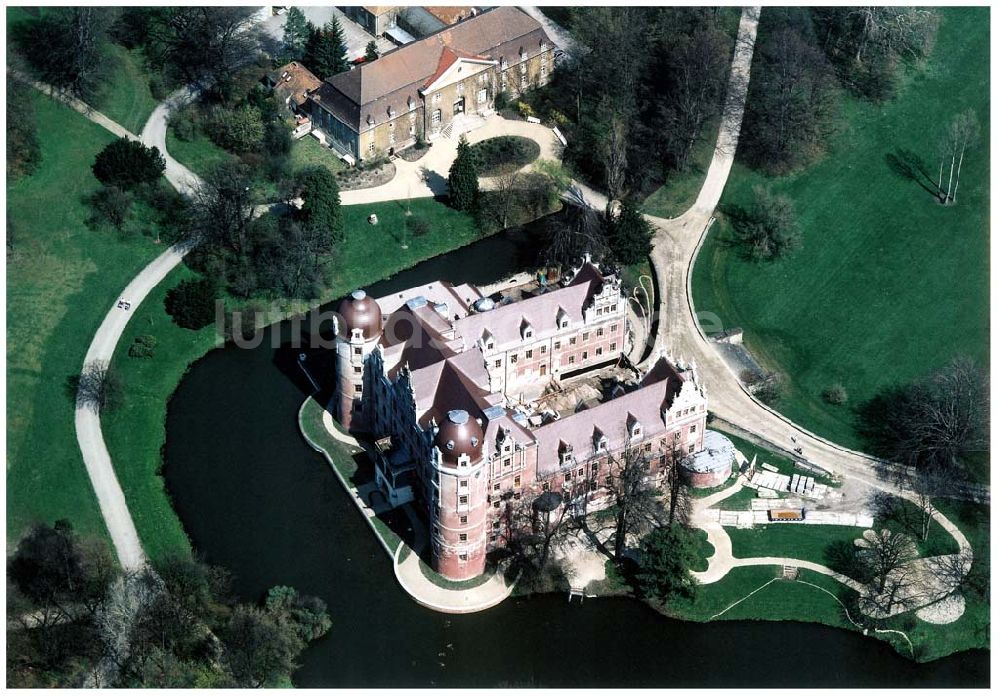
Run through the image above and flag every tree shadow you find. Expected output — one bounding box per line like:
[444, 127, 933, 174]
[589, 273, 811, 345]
[884, 148, 940, 199]
[418, 166, 448, 196]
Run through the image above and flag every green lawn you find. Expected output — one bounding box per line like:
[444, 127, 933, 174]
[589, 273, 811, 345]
[100, 44, 158, 134]
[692, 7, 990, 450]
[6, 92, 162, 547]
[104, 198, 481, 561]
[290, 136, 347, 178]
[165, 128, 235, 180]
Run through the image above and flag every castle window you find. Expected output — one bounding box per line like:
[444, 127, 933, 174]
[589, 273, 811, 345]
[368, 142, 376, 155]
[478, 88, 488, 104]
[597, 328, 604, 337]
[459, 553, 468, 561]
[487, 342, 494, 350]
[459, 495, 468, 505]
[525, 349, 533, 359]
[554, 341, 561, 349]
[514, 475, 521, 486]
[569, 337, 577, 346]
[354, 347, 362, 355]
[541, 345, 547, 354]
[520, 73, 528, 89]
[542, 482, 550, 491]
[503, 458, 511, 467]
[495, 359, 502, 368]
[610, 343, 617, 351]
[353, 366, 362, 374]
[460, 479, 468, 488]
[690, 424, 697, 434]
[510, 354, 518, 364]
[494, 500, 500, 508]
[583, 332, 590, 341]
[354, 384, 362, 393]
[582, 351, 588, 360]
[432, 109, 442, 125]
[596, 347, 603, 356]
[460, 515, 467, 524]
[494, 483, 500, 491]
[459, 533, 467, 541]
[568, 356, 575, 364]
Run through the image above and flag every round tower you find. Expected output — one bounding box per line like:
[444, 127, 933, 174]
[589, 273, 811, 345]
[334, 289, 382, 431]
[430, 409, 489, 580]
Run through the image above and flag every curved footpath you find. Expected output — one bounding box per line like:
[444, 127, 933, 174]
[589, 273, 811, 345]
[51, 6, 976, 613]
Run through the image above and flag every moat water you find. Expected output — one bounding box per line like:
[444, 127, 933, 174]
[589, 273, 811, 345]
[163, 220, 988, 687]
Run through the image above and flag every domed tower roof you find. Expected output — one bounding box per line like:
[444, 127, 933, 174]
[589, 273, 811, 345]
[337, 289, 382, 340]
[434, 409, 484, 465]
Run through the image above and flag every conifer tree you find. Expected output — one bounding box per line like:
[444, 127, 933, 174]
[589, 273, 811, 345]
[364, 40, 379, 62]
[303, 18, 349, 78]
[282, 7, 310, 61]
[448, 135, 480, 213]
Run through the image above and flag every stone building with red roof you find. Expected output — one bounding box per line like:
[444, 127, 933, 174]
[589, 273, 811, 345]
[307, 6, 554, 160]
[333, 261, 709, 580]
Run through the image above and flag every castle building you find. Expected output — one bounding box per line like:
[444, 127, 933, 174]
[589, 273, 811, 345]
[307, 6, 555, 161]
[333, 262, 709, 581]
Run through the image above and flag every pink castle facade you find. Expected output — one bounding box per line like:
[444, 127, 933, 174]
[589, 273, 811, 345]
[333, 261, 709, 581]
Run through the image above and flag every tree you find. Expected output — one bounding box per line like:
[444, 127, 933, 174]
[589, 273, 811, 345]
[480, 170, 523, 232]
[295, 166, 344, 244]
[540, 189, 609, 269]
[656, 27, 731, 172]
[207, 105, 266, 154]
[364, 40, 380, 62]
[740, 22, 839, 173]
[813, 7, 939, 100]
[608, 199, 654, 265]
[732, 185, 801, 261]
[447, 135, 480, 213]
[303, 18, 349, 78]
[264, 586, 332, 643]
[92, 138, 166, 190]
[149, 7, 259, 101]
[13, 7, 111, 102]
[71, 360, 124, 413]
[937, 109, 980, 205]
[164, 277, 220, 330]
[853, 528, 919, 617]
[578, 433, 667, 565]
[7, 74, 42, 178]
[635, 524, 702, 602]
[221, 605, 303, 688]
[823, 383, 848, 405]
[861, 357, 988, 479]
[90, 186, 135, 231]
[187, 162, 257, 266]
[281, 7, 310, 62]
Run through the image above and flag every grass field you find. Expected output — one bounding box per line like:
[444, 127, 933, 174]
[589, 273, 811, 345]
[290, 136, 348, 178]
[103, 197, 481, 561]
[100, 44, 159, 135]
[6, 92, 162, 547]
[165, 128, 235, 179]
[691, 7, 990, 450]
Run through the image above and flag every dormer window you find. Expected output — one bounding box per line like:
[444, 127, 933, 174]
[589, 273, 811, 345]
[500, 57, 508, 70]
[559, 441, 574, 465]
[387, 105, 396, 118]
[593, 428, 608, 452]
[540, 40, 548, 51]
[366, 114, 374, 126]
[519, 47, 526, 61]
[556, 308, 569, 329]
[521, 318, 533, 340]
[627, 414, 642, 440]
[407, 96, 415, 111]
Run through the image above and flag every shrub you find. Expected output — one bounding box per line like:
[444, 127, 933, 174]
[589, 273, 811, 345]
[165, 277, 220, 330]
[548, 109, 570, 128]
[92, 137, 166, 190]
[469, 136, 540, 176]
[89, 186, 134, 230]
[823, 383, 848, 405]
[409, 217, 431, 237]
[732, 185, 801, 261]
[127, 334, 158, 359]
[170, 108, 200, 142]
[493, 90, 511, 112]
[516, 101, 534, 119]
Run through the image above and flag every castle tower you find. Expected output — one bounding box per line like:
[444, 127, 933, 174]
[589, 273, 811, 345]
[334, 290, 382, 431]
[430, 409, 489, 580]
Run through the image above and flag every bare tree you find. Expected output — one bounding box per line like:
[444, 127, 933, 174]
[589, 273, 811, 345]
[854, 528, 918, 610]
[481, 170, 523, 231]
[576, 434, 667, 564]
[72, 360, 123, 414]
[842, 7, 939, 64]
[603, 110, 628, 204]
[937, 109, 981, 205]
[539, 190, 610, 269]
[497, 490, 572, 585]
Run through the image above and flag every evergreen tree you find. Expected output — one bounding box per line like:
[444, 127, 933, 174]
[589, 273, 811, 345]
[448, 135, 480, 213]
[92, 137, 166, 190]
[282, 7, 310, 61]
[295, 165, 344, 245]
[303, 18, 349, 78]
[364, 40, 379, 62]
[635, 524, 702, 603]
[607, 199, 654, 265]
